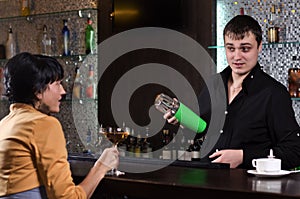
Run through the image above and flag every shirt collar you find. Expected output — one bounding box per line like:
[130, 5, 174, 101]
[221, 62, 262, 95]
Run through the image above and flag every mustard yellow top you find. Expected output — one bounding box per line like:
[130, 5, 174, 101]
[0, 103, 86, 198]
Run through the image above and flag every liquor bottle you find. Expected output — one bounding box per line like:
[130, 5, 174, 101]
[135, 133, 142, 158]
[267, 4, 279, 43]
[277, 3, 287, 43]
[85, 13, 96, 55]
[5, 25, 16, 59]
[41, 25, 52, 56]
[21, 0, 30, 16]
[62, 19, 70, 56]
[177, 129, 186, 161]
[142, 126, 153, 158]
[191, 139, 201, 161]
[154, 93, 207, 133]
[162, 129, 171, 160]
[185, 139, 192, 161]
[86, 64, 96, 98]
[171, 132, 177, 160]
[288, 55, 300, 97]
[73, 67, 84, 99]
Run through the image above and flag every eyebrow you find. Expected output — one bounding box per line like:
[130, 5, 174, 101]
[225, 43, 252, 47]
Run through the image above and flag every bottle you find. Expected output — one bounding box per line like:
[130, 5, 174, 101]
[73, 67, 84, 99]
[171, 132, 177, 160]
[142, 126, 152, 158]
[162, 129, 171, 160]
[267, 4, 279, 43]
[21, 0, 30, 16]
[62, 19, 70, 56]
[135, 133, 142, 158]
[177, 129, 186, 161]
[288, 56, 300, 98]
[41, 25, 52, 56]
[277, 3, 287, 43]
[86, 64, 96, 98]
[5, 25, 16, 59]
[191, 139, 201, 161]
[154, 93, 207, 133]
[185, 139, 192, 161]
[85, 13, 96, 55]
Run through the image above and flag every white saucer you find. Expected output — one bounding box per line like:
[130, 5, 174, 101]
[247, 170, 291, 177]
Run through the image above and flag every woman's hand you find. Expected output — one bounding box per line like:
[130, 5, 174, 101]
[95, 147, 119, 172]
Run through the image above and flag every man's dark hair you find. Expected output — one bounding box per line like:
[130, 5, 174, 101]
[223, 15, 262, 47]
[3, 52, 64, 105]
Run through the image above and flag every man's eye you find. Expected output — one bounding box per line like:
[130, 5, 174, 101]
[241, 47, 250, 52]
[227, 47, 235, 52]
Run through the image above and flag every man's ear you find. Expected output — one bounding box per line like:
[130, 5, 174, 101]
[258, 42, 262, 52]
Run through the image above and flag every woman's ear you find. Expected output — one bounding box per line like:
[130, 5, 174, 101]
[36, 92, 43, 100]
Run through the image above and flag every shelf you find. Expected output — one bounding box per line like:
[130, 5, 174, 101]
[0, 8, 97, 22]
[208, 41, 300, 49]
[0, 54, 99, 65]
[291, 98, 300, 101]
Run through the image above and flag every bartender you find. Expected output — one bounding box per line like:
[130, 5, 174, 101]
[164, 15, 300, 170]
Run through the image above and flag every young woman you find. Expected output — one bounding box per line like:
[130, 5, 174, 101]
[0, 52, 119, 198]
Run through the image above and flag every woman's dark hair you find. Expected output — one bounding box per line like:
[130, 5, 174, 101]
[223, 15, 262, 47]
[3, 52, 64, 105]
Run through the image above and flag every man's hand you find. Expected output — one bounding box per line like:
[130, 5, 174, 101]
[209, 149, 243, 168]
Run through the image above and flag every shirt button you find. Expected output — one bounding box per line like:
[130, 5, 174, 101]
[297, 133, 300, 137]
[251, 75, 254, 79]
[220, 130, 223, 134]
[225, 111, 228, 115]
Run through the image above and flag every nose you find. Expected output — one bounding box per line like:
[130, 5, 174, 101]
[60, 85, 66, 95]
[234, 49, 242, 60]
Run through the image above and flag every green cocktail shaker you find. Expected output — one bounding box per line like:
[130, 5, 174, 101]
[154, 93, 207, 133]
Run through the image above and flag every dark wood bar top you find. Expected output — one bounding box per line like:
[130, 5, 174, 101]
[69, 156, 300, 199]
[97, 166, 300, 199]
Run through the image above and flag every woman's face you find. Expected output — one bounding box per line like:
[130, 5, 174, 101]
[36, 80, 66, 113]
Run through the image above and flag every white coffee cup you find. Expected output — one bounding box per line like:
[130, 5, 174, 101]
[252, 158, 281, 173]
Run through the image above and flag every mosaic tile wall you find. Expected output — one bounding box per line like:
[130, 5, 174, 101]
[216, 0, 300, 124]
[0, 0, 99, 153]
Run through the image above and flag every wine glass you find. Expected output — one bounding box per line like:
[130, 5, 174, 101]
[101, 127, 129, 176]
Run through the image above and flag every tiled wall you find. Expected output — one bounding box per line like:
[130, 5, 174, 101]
[216, 0, 300, 124]
[0, 0, 99, 153]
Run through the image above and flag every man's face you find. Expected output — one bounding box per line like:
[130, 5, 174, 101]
[224, 31, 262, 76]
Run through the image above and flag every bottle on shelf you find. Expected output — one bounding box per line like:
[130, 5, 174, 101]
[62, 19, 70, 56]
[177, 129, 186, 161]
[86, 64, 96, 99]
[288, 55, 300, 98]
[41, 25, 52, 56]
[185, 139, 192, 161]
[191, 139, 201, 161]
[21, 0, 30, 16]
[135, 133, 142, 158]
[73, 67, 84, 99]
[267, 4, 279, 43]
[171, 132, 177, 160]
[85, 13, 96, 55]
[277, 3, 287, 43]
[162, 129, 171, 160]
[5, 25, 16, 59]
[142, 126, 153, 158]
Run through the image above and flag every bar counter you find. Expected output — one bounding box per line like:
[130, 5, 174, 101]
[69, 155, 300, 199]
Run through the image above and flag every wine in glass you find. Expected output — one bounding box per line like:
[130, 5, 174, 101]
[102, 127, 129, 176]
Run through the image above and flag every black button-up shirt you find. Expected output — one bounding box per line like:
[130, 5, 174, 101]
[200, 63, 300, 170]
